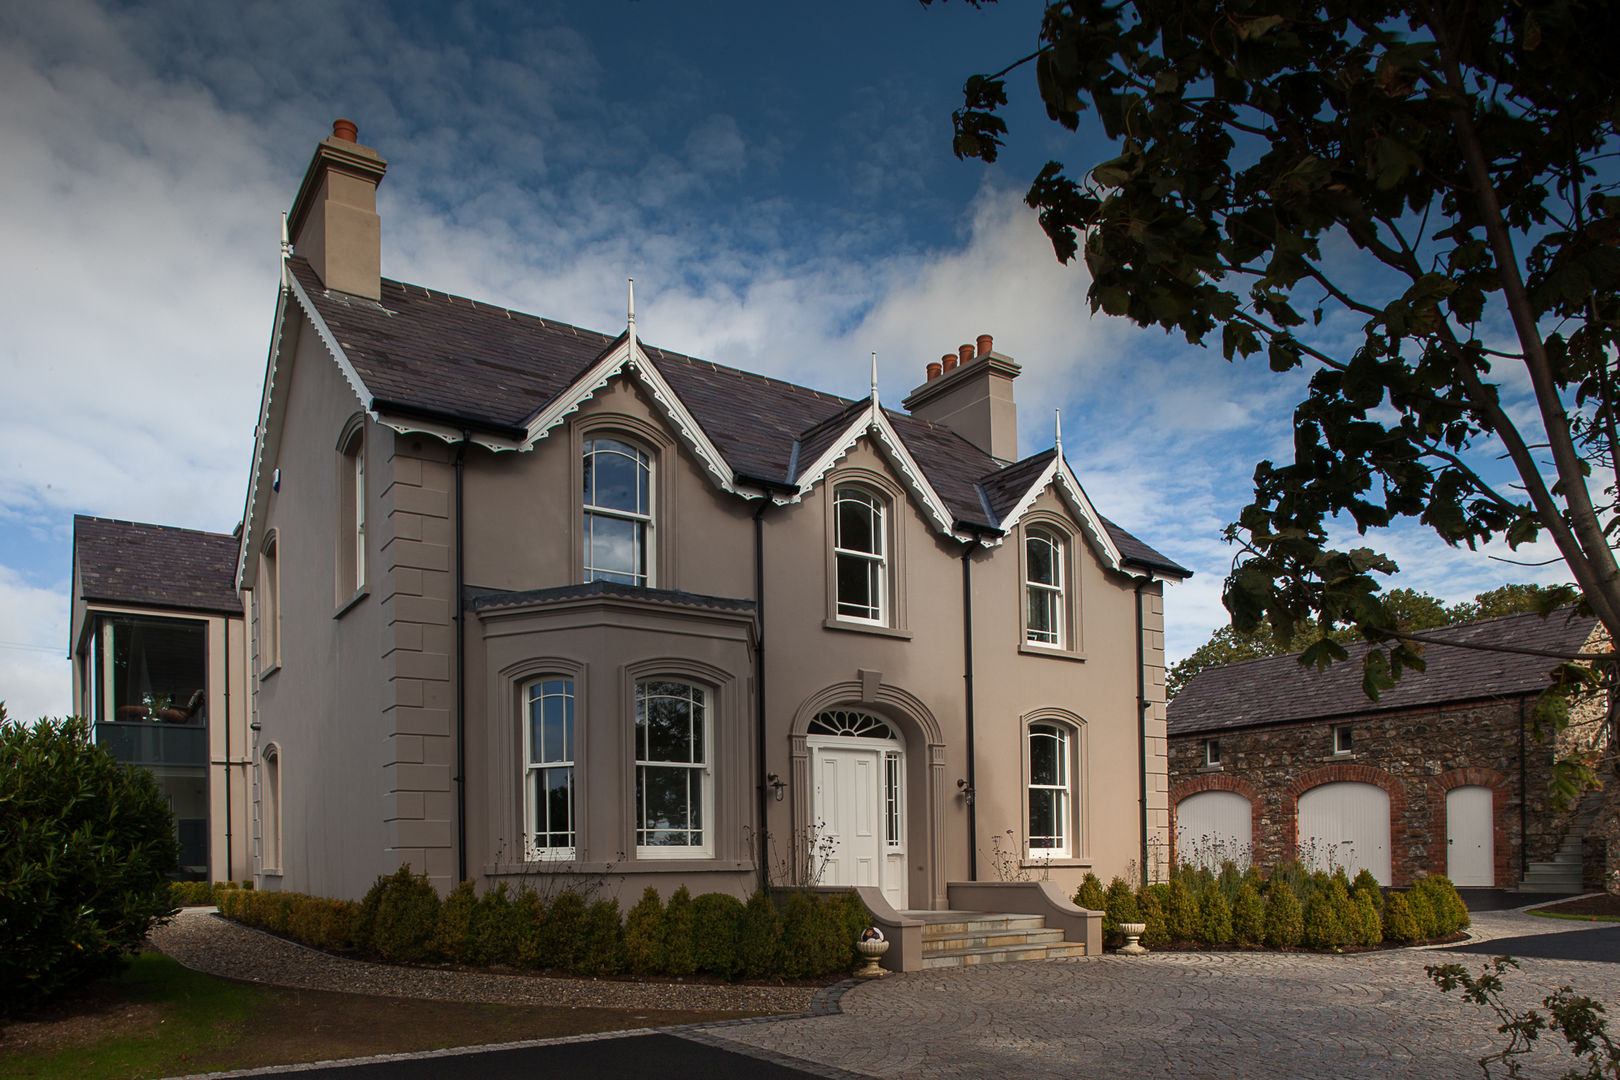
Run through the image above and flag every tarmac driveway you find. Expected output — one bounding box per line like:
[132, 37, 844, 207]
[697, 909, 1620, 1080]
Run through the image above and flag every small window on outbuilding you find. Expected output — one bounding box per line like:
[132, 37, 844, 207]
[1203, 738, 1221, 768]
[1333, 724, 1354, 756]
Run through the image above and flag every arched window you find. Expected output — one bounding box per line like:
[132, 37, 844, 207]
[833, 486, 886, 623]
[524, 678, 575, 858]
[1028, 722, 1071, 858]
[1025, 528, 1064, 647]
[337, 423, 366, 601]
[635, 680, 711, 855]
[583, 437, 652, 586]
[261, 743, 282, 874]
[258, 534, 280, 673]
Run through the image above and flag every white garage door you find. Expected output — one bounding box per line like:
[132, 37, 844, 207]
[1447, 785, 1494, 886]
[1298, 781, 1391, 885]
[1176, 790, 1253, 870]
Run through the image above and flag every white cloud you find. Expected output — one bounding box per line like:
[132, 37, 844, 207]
[0, 566, 72, 723]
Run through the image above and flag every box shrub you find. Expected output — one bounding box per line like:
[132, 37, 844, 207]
[1137, 884, 1170, 947]
[1103, 876, 1139, 946]
[1164, 877, 1202, 942]
[432, 881, 478, 964]
[576, 899, 625, 975]
[622, 886, 666, 975]
[469, 882, 531, 967]
[1329, 880, 1361, 943]
[1354, 889, 1383, 946]
[287, 896, 358, 951]
[1351, 869, 1383, 912]
[775, 890, 820, 978]
[1405, 885, 1439, 940]
[353, 865, 440, 964]
[1383, 891, 1421, 942]
[1216, 861, 1244, 901]
[1074, 872, 1107, 915]
[1263, 881, 1304, 949]
[1199, 880, 1233, 945]
[1, 710, 179, 1015]
[661, 885, 696, 976]
[1231, 881, 1265, 945]
[738, 888, 782, 978]
[1412, 876, 1470, 936]
[1301, 890, 1345, 950]
[691, 892, 744, 978]
[540, 890, 588, 972]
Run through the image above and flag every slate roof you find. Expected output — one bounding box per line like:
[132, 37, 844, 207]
[1166, 608, 1604, 737]
[288, 256, 1187, 574]
[74, 516, 242, 616]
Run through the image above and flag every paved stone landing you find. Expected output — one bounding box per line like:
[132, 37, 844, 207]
[699, 910, 1620, 1080]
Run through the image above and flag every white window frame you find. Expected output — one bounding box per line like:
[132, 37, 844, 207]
[337, 422, 367, 603]
[1024, 527, 1065, 648]
[833, 485, 887, 624]
[634, 679, 713, 858]
[523, 677, 576, 860]
[582, 436, 653, 587]
[1027, 722, 1072, 858]
[1204, 738, 1221, 767]
[1333, 724, 1354, 756]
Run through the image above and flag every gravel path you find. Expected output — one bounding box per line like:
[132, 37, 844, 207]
[150, 907, 821, 1014]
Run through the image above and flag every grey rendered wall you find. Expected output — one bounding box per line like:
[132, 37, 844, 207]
[250, 320, 393, 899]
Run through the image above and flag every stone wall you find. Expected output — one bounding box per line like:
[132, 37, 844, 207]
[1168, 696, 1586, 888]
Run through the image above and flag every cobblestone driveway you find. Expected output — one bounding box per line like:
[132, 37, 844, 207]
[697, 911, 1620, 1080]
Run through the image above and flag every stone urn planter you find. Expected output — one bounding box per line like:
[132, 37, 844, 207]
[1118, 922, 1149, 956]
[856, 929, 889, 978]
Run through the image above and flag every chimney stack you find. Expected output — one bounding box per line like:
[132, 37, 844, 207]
[903, 332, 1021, 462]
[286, 119, 388, 300]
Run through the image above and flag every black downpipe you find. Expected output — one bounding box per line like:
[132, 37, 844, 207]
[1134, 575, 1152, 884]
[1519, 696, 1529, 883]
[962, 544, 978, 881]
[454, 435, 469, 884]
[754, 503, 770, 885]
[224, 620, 233, 881]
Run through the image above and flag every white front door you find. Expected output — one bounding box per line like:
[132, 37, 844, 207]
[1447, 785, 1494, 886]
[811, 737, 905, 908]
[1298, 781, 1392, 885]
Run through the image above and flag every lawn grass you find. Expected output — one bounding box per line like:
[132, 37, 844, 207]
[2, 952, 767, 1079]
[2, 952, 269, 1079]
[1527, 909, 1620, 923]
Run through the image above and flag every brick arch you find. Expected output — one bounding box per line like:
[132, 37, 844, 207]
[1430, 767, 1512, 888]
[1283, 764, 1408, 877]
[1170, 775, 1261, 867]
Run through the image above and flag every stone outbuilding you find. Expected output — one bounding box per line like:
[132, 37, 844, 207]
[1166, 608, 1609, 891]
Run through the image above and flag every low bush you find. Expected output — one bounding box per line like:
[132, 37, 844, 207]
[1231, 882, 1265, 945]
[1199, 880, 1233, 945]
[1406, 885, 1439, 940]
[1102, 876, 1139, 946]
[431, 881, 477, 964]
[1354, 889, 1383, 946]
[662, 886, 696, 977]
[622, 887, 666, 975]
[579, 899, 624, 975]
[1264, 880, 1304, 949]
[1301, 891, 1345, 950]
[738, 888, 783, 978]
[1074, 872, 1107, 916]
[1164, 877, 1202, 943]
[1137, 884, 1170, 947]
[541, 890, 589, 973]
[354, 865, 440, 964]
[1383, 892, 1422, 943]
[469, 882, 531, 967]
[691, 892, 744, 979]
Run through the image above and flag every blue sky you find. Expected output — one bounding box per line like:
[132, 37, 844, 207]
[0, 0, 1577, 722]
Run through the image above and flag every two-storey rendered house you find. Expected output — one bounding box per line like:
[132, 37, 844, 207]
[233, 121, 1189, 926]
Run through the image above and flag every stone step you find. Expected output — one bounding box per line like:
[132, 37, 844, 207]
[923, 927, 1067, 954]
[920, 941, 1087, 968]
[918, 913, 1048, 939]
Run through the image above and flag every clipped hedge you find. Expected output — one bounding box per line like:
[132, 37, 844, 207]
[1080, 863, 1471, 952]
[171, 880, 255, 907]
[217, 871, 867, 981]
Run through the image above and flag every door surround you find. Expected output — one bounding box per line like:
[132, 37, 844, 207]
[790, 678, 946, 909]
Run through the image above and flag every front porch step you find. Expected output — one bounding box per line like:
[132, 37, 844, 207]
[905, 910, 1083, 968]
[1517, 790, 1601, 893]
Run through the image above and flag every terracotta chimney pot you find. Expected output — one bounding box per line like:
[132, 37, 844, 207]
[331, 118, 359, 143]
[926, 362, 943, 381]
[959, 343, 975, 365]
[976, 334, 993, 357]
[942, 351, 958, 373]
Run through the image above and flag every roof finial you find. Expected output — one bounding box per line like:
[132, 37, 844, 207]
[627, 277, 636, 333]
[870, 351, 879, 403]
[1054, 408, 1064, 459]
[280, 211, 291, 259]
